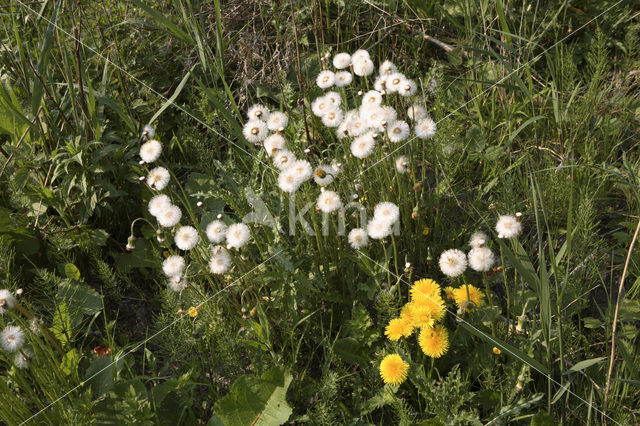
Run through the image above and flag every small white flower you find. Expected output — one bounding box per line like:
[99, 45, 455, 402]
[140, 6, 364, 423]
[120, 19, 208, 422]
[142, 124, 155, 139]
[313, 165, 335, 186]
[398, 79, 417, 97]
[247, 104, 270, 121]
[362, 90, 383, 107]
[333, 52, 352, 69]
[468, 247, 495, 272]
[439, 249, 467, 278]
[278, 167, 303, 193]
[0, 289, 16, 315]
[148, 194, 171, 217]
[226, 223, 250, 249]
[316, 70, 336, 89]
[367, 218, 391, 239]
[321, 108, 343, 128]
[168, 275, 187, 292]
[273, 149, 297, 170]
[139, 139, 162, 163]
[415, 117, 437, 139]
[374, 202, 400, 225]
[264, 134, 286, 156]
[147, 166, 170, 190]
[350, 132, 376, 158]
[206, 220, 228, 243]
[407, 104, 428, 121]
[290, 160, 312, 183]
[324, 91, 342, 106]
[317, 190, 342, 213]
[387, 120, 410, 143]
[243, 120, 268, 143]
[174, 226, 199, 250]
[496, 215, 522, 239]
[311, 96, 332, 117]
[373, 75, 387, 92]
[353, 58, 374, 77]
[209, 246, 231, 274]
[267, 111, 288, 131]
[334, 71, 352, 87]
[395, 156, 409, 174]
[348, 228, 369, 249]
[0, 326, 25, 352]
[157, 204, 182, 228]
[469, 231, 488, 249]
[385, 72, 405, 93]
[162, 255, 185, 277]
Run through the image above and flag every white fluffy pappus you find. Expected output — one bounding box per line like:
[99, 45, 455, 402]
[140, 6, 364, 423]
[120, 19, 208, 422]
[333, 52, 352, 69]
[142, 124, 155, 140]
[162, 255, 185, 277]
[317, 190, 342, 213]
[385, 72, 405, 93]
[264, 134, 286, 156]
[226, 223, 251, 249]
[209, 246, 231, 274]
[374, 202, 400, 225]
[140, 139, 162, 163]
[0, 325, 25, 352]
[313, 165, 335, 186]
[439, 249, 467, 278]
[353, 58, 374, 77]
[267, 111, 288, 131]
[415, 117, 437, 139]
[168, 275, 188, 292]
[157, 204, 182, 228]
[352, 49, 370, 63]
[334, 71, 353, 87]
[147, 166, 170, 190]
[148, 194, 171, 217]
[395, 156, 409, 174]
[174, 226, 199, 251]
[247, 104, 270, 121]
[362, 90, 383, 107]
[15, 350, 32, 369]
[206, 220, 227, 243]
[290, 160, 312, 183]
[398, 79, 417, 97]
[373, 75, 387, 92]
[350, 132, 376, 159]
[0, 289, 16, 315]
[367, 218, 392, 240]
[348, 116, 367, 137]
[469, 231, 488, 249]
[360, 105, 385, 129]
[278, 167, 303, 193]
[311, 96, 332, 117]
[316, 70, 335, 89]
[468, 247, 495, 272]
[387, 120, 410, 143]
[324, 91, 342, 106]
[379, 60, 397, 75]
[321, 108, 344, 128]
[273, 149, 297, 170]
[496, 215, 522, 239]
[348, 228, 369, 249]
[243, 120, 268, 143]
[407, 104, 428, 121]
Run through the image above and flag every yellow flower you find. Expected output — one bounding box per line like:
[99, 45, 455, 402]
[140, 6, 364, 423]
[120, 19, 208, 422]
[493, 347, 501, 355]
[422, 226, 430, 236]
[453, 285, 484, 310]
[407, 304, 435, 329]
[409, 279, 446, 321]
[418, 325, 449, 358]
[444, 286, 455, 301]
[385, 318, 414, 341]
[399, 304, 416, 328]
[188, 306, 198, 317]
[379, 354, 409, 385]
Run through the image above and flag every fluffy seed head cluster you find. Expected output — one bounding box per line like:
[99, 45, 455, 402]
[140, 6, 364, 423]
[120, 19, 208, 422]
[139, 139, 162, 163]
[496, 214, 523, 239]
[174, 226, 199, 251]
[348, 228, 369, 249]
[226, 223, 250, 249]
[209, 246, 231, 274]
[468, 246, 495, 272]
[147, 166, 170, 190]
[379, 354, 409, 386]
[206, 220, 227, 243]
[439, 249, 467, 278]
[317, 190, 342, 213]
[1, 325, 25, 352]
[162, 255, 185, 277]
[0, 289, 16, 315]
[148, 195, 182, 228]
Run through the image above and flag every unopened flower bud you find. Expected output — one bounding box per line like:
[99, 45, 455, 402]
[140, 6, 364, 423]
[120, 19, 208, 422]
[197, 201, 203, 207]
[126, 236, 135, 251]
[16, 288, 23, 296]
[413, 183, 421, 191]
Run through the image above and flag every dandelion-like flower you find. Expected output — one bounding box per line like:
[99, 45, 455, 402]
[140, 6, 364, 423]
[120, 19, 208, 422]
[407, 104, 427, 121]
[317, 191, 342, 213]
[321, 108, 344, 128]
[410, 279, 446, 321]
[333, 52, 351, 69]
[1, 326, 25, 352]
[439, 249, 467, 277]
[387, 120, 410, 143]
[348, 117, 367, 137]
[348, 228, 369, 249]
[395, 156, 408, 174]
[374, 202, 400, 225]
[209, 246, 231, 274]
[168, 275, 187, 292]
[206, 220, 228, 243]
[373, 75, 387, 92]
[415, 118, 437, 139]
[360, 105, 384, 129]
[242, 120, 268, 143]
[385, 72, 405, 93]
[140, 139, 162, 163]
[313, 165, 335, 186]
[188, 306, 198, 317]
[352, 49, 370, 63]
[266, 111, 288, 131]
[379, 60, 397, 75]
[311, 96, 332, 117]
[379, 354, 409, 385]
[324, 91, 342, 106]
[334, 71, 352, 87]
[175, 226, 199, 251]
[468, 247, 495, 272]
[15, 350, 31, 369]
[418, 325, 449, 358]
[147, 166, 170, 190]
[496, 214, 522, 239]
[316, 70, 335, 89]
[362, 90, 383, 106]
[264, 134, 286, 156]
[452, 284, 484, 310]
[278, 168, 303, 193]
[469, 231, 488, 249]
[273, 149, 297, 170]
[367, 218, 392, 240]
[148, 194, 171, 217]
[385, 318, 413, 341]
[350, 132, 376, 159]
[226, 223, 250, 249]
[142, 124, 155, 140]
[247, 104, 270, 121]
[157, 204, 182, 228]
[290, 160, 312, 183]
[398, 79, 417, 97]
[353, 58, 374, 76]
[0, 289, 16, 315]
[162, 255, 185, 277]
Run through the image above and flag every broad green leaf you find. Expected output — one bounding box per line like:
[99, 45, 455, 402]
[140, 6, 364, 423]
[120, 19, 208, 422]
[57, 279, 103, 322]
[64, 263, 81, 281]
[563, 357, 606, 375]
